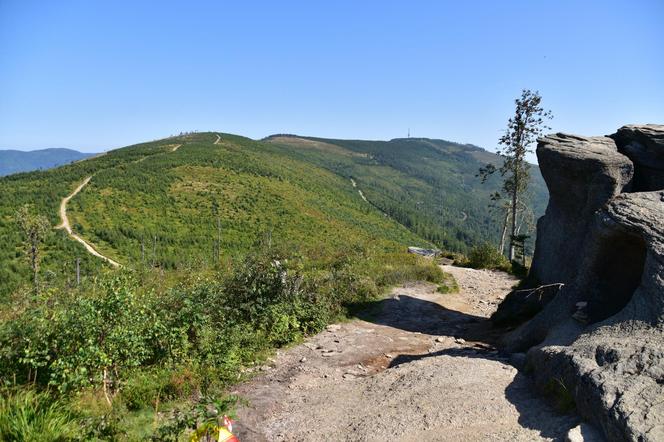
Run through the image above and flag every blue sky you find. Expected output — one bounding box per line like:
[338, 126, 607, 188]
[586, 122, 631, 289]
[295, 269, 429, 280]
[1, 0, 662, 154]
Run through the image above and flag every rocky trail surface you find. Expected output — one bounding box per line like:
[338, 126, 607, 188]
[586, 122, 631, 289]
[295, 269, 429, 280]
[234, 266, 579, 441]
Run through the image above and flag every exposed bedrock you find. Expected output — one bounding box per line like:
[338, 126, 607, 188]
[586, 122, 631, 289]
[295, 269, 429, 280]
[528, 133, 634, 286]
[492, 134, 633, 326]
[527, 191, 664, 442]
[611, 124, 664, 191]
[495, 124, 664, 441]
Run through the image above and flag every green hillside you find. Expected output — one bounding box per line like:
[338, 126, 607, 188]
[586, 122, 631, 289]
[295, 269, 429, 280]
[0, 132, 429, 296]
[0, 132, 548, 297]
[266, 135, 548, 252]
[0, 130, 547, 438]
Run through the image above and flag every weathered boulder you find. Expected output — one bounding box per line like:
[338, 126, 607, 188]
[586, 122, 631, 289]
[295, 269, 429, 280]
[526, 191, 664, 442]
[495, 124, 664, 441]
[610, 124, 664, 191]
[528, 134, 633, 287]
[492, 134, 633, 328]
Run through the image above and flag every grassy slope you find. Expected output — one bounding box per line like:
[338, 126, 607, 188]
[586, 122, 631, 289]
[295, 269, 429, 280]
[0, 133, 427, 295]
[0, 139, 176, 295]
[265, 135, 548, 253]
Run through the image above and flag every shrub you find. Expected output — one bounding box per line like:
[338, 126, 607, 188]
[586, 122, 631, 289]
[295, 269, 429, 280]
[120, 367, 200, 411]
[467, 243, 510, 270]
[437, 272, 459, 294]
[3, 274, 172, 394]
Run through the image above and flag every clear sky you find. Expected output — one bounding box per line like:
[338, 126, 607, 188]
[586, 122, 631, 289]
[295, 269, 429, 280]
[1, 0, 662, 154]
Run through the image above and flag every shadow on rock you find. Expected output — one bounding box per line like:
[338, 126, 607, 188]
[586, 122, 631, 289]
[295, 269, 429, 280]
[350, 294, 580, 441]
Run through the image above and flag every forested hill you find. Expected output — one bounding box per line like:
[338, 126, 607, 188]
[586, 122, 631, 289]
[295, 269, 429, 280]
[265, 135, 548, 252]
[0, 148, 94, 176]
[0, 132, 547, 296]
[0, 133, 428, 296]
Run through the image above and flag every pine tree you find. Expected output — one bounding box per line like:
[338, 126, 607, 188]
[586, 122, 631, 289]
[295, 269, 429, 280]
[479, 89, 552, 261]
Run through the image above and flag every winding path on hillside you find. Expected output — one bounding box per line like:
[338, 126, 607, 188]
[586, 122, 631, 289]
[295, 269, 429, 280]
[57, 141, 187, 267]
[214, 134, 222, 144]
[234, 266, 579, 441]
[57, 177, 122, 268]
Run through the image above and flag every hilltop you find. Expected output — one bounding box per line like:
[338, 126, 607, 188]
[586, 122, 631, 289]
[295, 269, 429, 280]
[0, 148, 95, 176]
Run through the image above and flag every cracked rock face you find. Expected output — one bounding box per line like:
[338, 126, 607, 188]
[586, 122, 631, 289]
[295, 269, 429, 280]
[497, 125, 664, 441]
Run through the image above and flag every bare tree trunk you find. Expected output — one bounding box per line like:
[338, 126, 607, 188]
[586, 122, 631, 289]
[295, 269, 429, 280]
[30, 243, 38, 291]
[499, 208, 509, 255]
[509, 130, 523, 262]
[509, 192, 518, 261]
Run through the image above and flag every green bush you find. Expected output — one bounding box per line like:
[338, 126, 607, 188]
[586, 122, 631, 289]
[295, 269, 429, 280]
[467, 243, 510, 270]
[120, 367, 200, 411]
[437, 273, 459, 294]
[0, 243, 446, 438]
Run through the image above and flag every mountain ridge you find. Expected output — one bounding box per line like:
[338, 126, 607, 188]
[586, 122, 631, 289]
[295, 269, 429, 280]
[0, 147, 95, 176]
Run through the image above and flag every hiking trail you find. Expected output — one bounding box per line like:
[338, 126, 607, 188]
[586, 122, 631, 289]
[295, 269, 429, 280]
[57, 177, 121, 267]
[234, 265, 579, 441]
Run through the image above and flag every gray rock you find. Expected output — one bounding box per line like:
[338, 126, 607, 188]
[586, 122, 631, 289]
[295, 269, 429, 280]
[407, 246, 440, 257]
[529, 133, 633, 287]
[566, 423, 605, 442]
[610, 124, 664, 191]
[495, 126, 664, 442]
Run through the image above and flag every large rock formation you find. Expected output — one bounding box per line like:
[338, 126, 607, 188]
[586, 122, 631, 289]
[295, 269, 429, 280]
[529, 134, 633, 286]
[497, 125, 664, 441]
[611, 125, 664, 191]
[491, 134, 633, 326]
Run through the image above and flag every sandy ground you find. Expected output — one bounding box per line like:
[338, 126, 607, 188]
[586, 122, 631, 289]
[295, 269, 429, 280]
[233, 265, 579, 441]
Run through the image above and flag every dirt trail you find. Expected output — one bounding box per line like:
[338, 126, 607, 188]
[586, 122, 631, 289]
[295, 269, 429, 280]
[214, 134, 222, 144]
[57, 177, 121, 267]
[57, 141, 187, 267]
[350, 178, 369, 203]
[234, 266, 578, 441]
